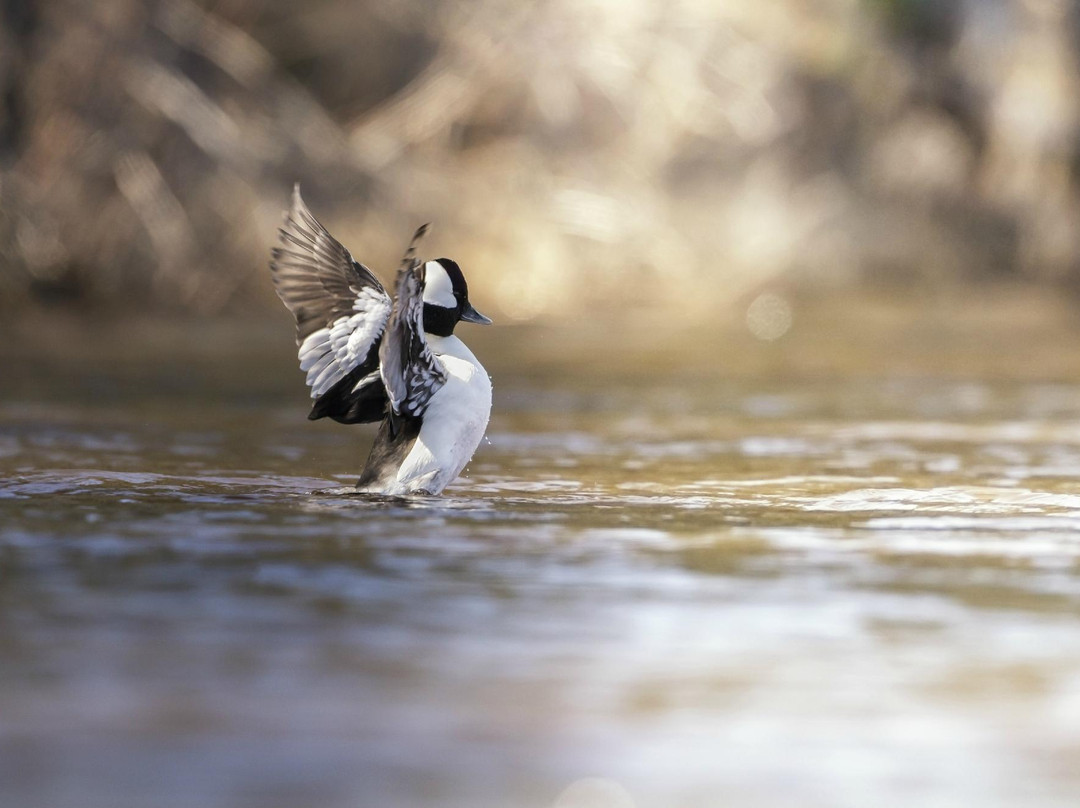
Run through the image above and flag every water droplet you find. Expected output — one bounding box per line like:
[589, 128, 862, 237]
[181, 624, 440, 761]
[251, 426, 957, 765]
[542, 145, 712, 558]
[745, 292, 792, 341]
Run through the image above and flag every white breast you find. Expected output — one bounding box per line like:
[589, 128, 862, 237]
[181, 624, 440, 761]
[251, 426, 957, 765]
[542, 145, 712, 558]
[389, 335, 492, 495]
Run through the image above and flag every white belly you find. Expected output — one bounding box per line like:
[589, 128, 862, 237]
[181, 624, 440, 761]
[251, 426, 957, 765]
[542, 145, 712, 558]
[387, 336, 491, 495]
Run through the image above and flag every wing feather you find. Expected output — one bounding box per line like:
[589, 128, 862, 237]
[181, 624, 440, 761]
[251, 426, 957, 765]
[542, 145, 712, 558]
[379, 225, 447, 422]
[269, 185, 392, 408]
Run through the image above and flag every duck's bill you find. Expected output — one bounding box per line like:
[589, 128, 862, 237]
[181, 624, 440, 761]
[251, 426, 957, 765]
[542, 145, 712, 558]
[460, 303, 493, 325]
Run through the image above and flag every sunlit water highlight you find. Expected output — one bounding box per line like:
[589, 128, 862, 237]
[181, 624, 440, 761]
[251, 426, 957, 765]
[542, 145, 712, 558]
[3, 333, 1080, 808]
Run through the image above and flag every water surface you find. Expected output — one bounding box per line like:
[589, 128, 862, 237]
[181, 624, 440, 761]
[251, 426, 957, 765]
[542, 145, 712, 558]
[3, 314, 1080, 808]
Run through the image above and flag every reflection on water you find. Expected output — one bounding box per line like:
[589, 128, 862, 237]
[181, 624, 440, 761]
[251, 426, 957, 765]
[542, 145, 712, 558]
[3, 322, 1080, 808]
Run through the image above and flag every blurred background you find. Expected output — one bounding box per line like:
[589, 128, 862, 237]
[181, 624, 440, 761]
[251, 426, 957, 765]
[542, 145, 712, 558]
[4, 0, 1080, 323]
[11, 4, 1080, 808]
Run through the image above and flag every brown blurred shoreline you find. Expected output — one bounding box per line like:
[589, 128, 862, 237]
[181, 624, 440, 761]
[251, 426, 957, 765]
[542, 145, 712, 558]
[6, 283, 1080, 388]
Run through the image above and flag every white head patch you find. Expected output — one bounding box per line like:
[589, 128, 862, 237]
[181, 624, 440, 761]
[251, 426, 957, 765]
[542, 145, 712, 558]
[422, 261, 457, 309]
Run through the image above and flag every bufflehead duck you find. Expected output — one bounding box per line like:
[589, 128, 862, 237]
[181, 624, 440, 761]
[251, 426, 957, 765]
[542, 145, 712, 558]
[269, 186, 492, 496]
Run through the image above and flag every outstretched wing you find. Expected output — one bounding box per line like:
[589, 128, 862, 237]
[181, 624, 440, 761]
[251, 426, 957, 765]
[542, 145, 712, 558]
[269, 185, 392, 423]
[379, 224, 447, 427]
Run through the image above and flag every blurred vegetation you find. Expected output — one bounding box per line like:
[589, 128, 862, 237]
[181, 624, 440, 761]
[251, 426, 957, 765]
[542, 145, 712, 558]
[2, 0, 1080, 320]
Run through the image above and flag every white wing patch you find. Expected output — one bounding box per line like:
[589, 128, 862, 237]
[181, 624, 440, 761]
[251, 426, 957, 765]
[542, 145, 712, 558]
[297, 286, 391, 398]
[351, 369, 382, 393]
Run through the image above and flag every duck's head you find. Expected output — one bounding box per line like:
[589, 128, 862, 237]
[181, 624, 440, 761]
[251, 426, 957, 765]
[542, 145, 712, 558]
[421, 258, 492, 337]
